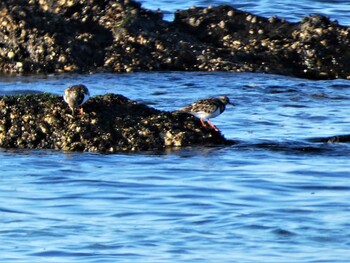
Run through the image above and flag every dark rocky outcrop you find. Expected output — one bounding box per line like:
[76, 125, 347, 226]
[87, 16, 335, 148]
[0, 93, 229, 153]
[0, 0, 349, 79]
[309, 134, 350, 144]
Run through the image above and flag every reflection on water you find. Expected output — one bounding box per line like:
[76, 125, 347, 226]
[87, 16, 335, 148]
[1, 72, 350, 262]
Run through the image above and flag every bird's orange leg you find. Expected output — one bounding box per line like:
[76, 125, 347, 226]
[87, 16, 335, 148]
[79, 106, 85, 115]
[207, 120, 220, 132]
[200, 118, 207, 128]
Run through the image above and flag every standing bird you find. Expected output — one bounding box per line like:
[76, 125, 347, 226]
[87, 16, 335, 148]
[63, 84, 90, 115]
[178, 96, 234, 132]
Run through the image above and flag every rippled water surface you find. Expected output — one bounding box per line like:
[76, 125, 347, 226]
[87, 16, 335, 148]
[1, 71, 350, 262]
[2, 1, 350, 262]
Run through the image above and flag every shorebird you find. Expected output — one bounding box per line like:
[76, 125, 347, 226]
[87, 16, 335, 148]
[63, 84, 90, 115]
[178, 95, 234, 132]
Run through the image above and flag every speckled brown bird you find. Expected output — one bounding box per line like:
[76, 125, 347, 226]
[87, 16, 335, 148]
[178, 96, 234, 131]
[63, 84, 90, 115]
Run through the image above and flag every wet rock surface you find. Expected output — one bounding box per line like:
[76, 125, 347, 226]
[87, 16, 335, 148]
[0, 0, 349, 79]
[0, 93, 229, 153]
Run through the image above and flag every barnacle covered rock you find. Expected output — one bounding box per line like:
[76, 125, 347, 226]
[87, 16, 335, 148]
[0, 93, 228, 153]
[0, 0, 349, 79]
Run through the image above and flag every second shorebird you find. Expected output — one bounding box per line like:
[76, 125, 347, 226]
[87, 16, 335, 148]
[178, 96, 234, 132]
[63, 84, 90, 115]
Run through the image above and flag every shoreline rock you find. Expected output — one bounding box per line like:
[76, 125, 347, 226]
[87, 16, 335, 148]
[0, 0, 349, 79]
[0, 93, 230, 153]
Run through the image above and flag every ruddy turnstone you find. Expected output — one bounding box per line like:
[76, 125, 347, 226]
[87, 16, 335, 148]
[63, 84, 90, 115]
[178, 96, 234, 131]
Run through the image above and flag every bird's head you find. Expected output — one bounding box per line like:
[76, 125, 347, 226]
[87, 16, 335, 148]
[218, 96, 235, 106]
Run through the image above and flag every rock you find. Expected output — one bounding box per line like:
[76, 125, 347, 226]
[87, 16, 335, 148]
[309, 134, 350, 144]
[0, 93, 229, 153]
[0, 0, 349, 79]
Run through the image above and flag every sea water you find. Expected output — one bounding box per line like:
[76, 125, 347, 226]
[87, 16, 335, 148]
[1, 72, 350, 262]
[1, 1, 350, 262]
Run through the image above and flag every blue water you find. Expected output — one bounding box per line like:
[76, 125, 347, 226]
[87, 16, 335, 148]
[1, 72, 350, 262]
[2, 1, 350, 262]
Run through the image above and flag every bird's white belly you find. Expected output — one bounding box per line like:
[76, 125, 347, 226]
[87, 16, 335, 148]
[194, 107, 221, 120]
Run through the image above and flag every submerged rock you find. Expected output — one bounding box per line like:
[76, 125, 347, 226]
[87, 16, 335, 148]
[0, 0, 349, 79]
[0, 93, 228, 153]
[309, 134, 350, 144]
